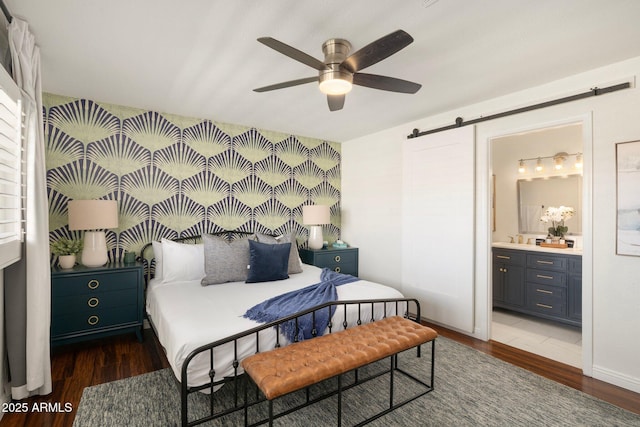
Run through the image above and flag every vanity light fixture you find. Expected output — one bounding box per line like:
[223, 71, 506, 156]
[535, 157, 543, 172]
[553, 152, 568, 170]
[517, 152, 582, 174]
[574, 153, 583, 169]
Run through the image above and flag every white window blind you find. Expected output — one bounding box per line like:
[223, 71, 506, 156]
[0, 64, 22, 270]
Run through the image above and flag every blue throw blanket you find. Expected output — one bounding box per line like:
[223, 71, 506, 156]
[243, 268, 358, 342]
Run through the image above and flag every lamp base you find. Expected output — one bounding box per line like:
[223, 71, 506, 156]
[81, 231, 109, 267]
[308, 225, 324, 250]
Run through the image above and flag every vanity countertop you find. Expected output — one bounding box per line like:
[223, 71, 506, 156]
[492, 241, 582, 256]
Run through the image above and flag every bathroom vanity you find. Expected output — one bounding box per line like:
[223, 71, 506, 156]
[492, 243, 581, 327]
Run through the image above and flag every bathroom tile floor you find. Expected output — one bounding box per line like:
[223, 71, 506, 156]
[492, 308, 582, 368]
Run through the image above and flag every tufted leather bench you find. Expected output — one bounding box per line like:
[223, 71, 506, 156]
[242, 315, 437, 425]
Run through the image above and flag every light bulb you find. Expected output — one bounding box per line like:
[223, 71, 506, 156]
[535, 157, 543, 172]
[575, 153, 583, 169]
[518, 160, 525, 174]
[554, 158, 563, 170]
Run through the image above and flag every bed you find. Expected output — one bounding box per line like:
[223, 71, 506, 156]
[142, 232, 420, 426]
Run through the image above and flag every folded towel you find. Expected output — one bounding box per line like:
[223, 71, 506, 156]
[243, 268, 358, 342]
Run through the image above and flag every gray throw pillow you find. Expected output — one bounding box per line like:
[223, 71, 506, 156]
[255, 233, 303, 274]
[201, 234, 250, 285]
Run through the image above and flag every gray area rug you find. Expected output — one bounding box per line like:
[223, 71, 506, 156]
[74, 336, 640, 426]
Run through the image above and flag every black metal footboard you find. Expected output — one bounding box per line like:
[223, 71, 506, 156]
[180, 297, 421, 427]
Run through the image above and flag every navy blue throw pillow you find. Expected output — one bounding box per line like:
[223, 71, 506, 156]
[246, 240, 291, 283]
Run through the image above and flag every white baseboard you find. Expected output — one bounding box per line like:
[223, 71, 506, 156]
[592, 365, 640, 394]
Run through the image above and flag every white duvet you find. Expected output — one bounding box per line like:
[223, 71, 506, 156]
[146, 264, 404, 388]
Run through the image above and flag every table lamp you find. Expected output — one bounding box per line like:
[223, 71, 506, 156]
[68, 199, 119, 267]
[302, 205, 330, 250]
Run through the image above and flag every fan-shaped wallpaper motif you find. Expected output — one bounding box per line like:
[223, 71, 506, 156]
[44, 93, 342, 262]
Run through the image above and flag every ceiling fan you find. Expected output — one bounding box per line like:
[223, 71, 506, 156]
[253, 29, 422, 111]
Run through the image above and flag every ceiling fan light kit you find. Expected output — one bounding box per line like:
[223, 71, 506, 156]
[254, 30, 422, 111]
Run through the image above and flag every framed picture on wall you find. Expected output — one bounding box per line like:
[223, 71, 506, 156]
[616, 140, 640, 256]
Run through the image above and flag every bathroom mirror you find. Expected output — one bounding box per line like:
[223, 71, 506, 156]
[517, 175, 582, 235]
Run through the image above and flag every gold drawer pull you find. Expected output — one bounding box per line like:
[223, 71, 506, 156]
[87, 279, 100, 290]
[536, 274, 553, 280]
[334, 267, 341, 273]
[536, 289, 553, 294]
[536, 303, 553, 309]
[334, 255, 341, 263]
[87, 297, 100, 308]
[536, 260, 554, 265]
[496, 255, 511, 259]
[87, 315, 99, 326]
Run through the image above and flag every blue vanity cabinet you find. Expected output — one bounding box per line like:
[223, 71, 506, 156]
[492, 249, 526, 309]
[493, 247, 581, 327]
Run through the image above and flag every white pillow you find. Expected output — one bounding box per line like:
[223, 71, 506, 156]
[161, 238, 205, 283]
[152, 241, 163, 281]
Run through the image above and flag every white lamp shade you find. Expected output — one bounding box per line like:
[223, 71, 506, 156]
[302, 205, 330, 225]
[68, 200, 119, 230]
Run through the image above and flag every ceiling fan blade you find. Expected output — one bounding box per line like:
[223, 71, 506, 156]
[253, 76, 318, 92]
[327, 94, 345, 111]
[341, 30, 414, 73]
[258, 37, 329, 71]
[352, 73, 421, 94]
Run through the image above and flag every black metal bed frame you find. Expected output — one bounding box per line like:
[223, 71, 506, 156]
[179, 297, 429, 427]
[139, 233, 432, 426]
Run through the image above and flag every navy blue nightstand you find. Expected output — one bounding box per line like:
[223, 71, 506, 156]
[50, 262, 144, 345]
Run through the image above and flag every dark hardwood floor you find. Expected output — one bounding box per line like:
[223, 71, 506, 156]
[1, 325, 639, 426]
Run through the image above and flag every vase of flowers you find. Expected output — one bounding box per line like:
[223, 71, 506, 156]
[540, 206, 575, 239]
[51, 238, 83, 269]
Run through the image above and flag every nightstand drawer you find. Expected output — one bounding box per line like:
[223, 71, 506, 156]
[51, 305, 139, 336]
[313, 251, 357, 272]
[52, 288, 138, 316]
[52, 270, 139, 297]
[299, 248, 359, 276]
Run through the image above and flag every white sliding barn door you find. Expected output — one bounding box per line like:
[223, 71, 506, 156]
[402, 126, 475, 333]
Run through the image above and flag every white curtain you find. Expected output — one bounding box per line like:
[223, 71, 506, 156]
[4, 17, 51, 399]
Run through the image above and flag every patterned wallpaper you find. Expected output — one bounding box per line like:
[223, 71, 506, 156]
[44, 93, 341, 262]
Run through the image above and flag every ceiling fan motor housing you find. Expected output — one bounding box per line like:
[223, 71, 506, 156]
[319, 38, 353, 92]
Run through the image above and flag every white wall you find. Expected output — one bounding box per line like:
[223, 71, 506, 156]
[342, 56, 640, 393]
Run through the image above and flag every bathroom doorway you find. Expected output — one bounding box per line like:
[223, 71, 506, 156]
[489, 119, 587, 369]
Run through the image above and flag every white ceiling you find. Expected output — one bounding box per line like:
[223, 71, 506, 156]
[6, 0, 640, 142]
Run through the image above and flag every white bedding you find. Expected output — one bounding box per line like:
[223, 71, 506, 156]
[146, 264, 404, 388]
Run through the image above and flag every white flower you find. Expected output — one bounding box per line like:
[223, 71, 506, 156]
[540, 206, 575, 223]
